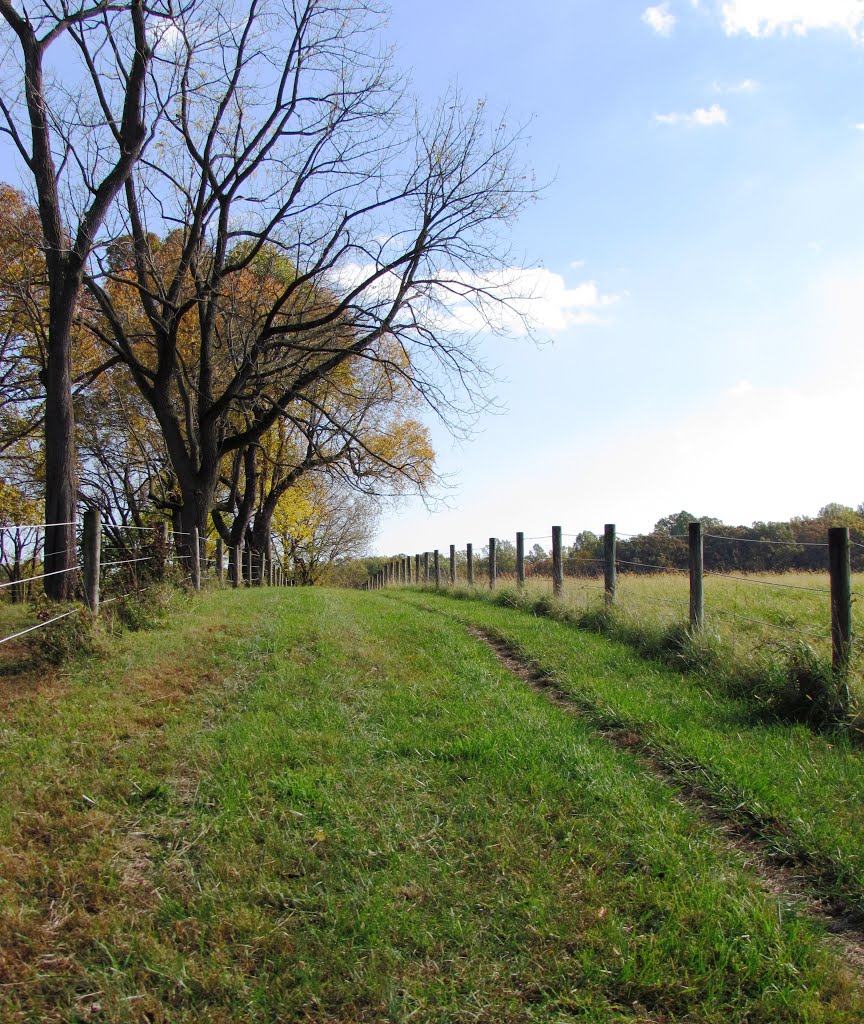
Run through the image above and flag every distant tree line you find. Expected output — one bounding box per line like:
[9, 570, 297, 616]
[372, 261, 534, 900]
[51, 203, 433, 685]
[361, 504, 864, 588]
[530, 505, 864, 576]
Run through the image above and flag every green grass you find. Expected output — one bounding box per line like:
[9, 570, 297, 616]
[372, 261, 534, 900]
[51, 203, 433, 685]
[502, 570, 864, 670]
[2, 587, 863, 1021]
[397, 587, 864, 919]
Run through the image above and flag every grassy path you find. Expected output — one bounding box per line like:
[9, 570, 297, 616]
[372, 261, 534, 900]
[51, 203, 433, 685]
[1, 588, 862, 1022]
[396, 589, 864, 917]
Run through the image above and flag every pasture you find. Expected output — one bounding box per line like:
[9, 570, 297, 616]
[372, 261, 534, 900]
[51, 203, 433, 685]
[1, 586, 863, 1022]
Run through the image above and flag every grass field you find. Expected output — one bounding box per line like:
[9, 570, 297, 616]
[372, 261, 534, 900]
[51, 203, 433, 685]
[1, 587, 864, 1022]
[493, 571, 864, 663]
[397, 587, 864, 911]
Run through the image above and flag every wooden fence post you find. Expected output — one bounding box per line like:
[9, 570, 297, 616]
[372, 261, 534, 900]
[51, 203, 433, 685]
[516, 532, 525, 589]
[467, 543, 474, 586]
[449, 544, 456, 585]
[245, 545, 253, 588]
[415, 553, 420, 584]
[82, 509, 101, 614]
[604, 524, 617, 606]
[215, 538, 223, 583]
[423, 551, 430, 583]
[488, 537, 496, 589]
[689, 521, 704, 632]
[829, 527, 853, 676]
[552, 526, 563, 598]
[407, 555, 412, 584]
[433, 549, 440, 587]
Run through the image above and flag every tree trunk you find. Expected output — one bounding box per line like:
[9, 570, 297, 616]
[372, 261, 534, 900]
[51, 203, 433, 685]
[43, 299, 78, 601]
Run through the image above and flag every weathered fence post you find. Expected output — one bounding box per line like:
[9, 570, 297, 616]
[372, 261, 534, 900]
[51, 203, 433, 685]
[516, 532, 525, 589]
[423, 551, 430, 584]
[215, 538, 223, 583]
[689, 521, 704, 632]
[467, 543, 474, 586]
[245, 545, 253, 588]
[829, 526, 853, 677]
[415, 554, 420, 584]
[433, 549, 440, 587]
[449, 544, 456, 585]
[191, 526, 201, 591]
[552, 526, 563, 598]
[82, 509, 101, 614]
[488, 537, 496, 589]
[604, 524, 617, 606]
[407, 556, 412, 584]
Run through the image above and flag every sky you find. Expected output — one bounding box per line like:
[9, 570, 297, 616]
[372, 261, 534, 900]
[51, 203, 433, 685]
[1, 0, 862, 556]
[371, 0, 864, 554]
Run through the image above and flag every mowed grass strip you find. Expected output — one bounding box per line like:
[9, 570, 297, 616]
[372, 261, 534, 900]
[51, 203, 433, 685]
[2, 590, 861, 1022]
[397, 588, 864, 917]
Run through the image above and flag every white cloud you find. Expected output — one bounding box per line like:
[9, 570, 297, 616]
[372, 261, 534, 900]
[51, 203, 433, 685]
[855, 123, 864, 132]
[642, 3, 677, 35]
[655, 103, 728, 126]
[439, 268, 623, 335]
[727, 378, 753, 396]
[721, 0, 864, 39]
[712, 78, 760, 94]
[329, 263, 622, 336]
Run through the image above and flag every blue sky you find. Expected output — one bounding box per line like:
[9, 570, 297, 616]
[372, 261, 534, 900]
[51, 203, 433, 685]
[2, 1, 862, 554]
[375, 0, 864, 553]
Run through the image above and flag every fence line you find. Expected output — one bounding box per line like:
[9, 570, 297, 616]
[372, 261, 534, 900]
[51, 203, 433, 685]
[368, 522, 857, 677]
[0, 514, 295, 651]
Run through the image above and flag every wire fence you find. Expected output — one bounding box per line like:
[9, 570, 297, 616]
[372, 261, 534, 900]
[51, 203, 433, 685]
[0, 515, 293, 655]
[371, 523, 862, 671]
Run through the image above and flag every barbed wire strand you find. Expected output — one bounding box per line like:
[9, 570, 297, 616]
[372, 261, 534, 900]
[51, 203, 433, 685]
[618, 591, 688, 612]
[705, 571, 830, 594]
[708, 606, 832, 640]
[0, 608, 79, 646]
[109, 524, 165, 532]
[616, 559, 689, 574]
[617, 531, 688, 542]
[0, 564, 82, 589]
[99, 556, 155, 569]
[705, 533, 829, 549]
[0, 521, 76, 531]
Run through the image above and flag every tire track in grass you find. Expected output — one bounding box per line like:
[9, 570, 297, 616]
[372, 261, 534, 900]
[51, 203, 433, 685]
[466, 623, 864, 980]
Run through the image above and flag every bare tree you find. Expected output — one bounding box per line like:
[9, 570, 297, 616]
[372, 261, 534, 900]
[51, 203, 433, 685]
[0, 0, 164, 597]
[85, 0, 535, 549]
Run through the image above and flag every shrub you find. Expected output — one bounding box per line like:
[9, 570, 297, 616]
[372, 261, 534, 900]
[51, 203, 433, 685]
[26, 604, 97, 666]
[743, 640, 856, 729]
